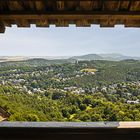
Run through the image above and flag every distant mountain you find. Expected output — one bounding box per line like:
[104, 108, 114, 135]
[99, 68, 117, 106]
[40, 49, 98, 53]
[99, 53, 140, 61]
[70, 54, 103, 60]
[70, 53, 140, 61]
[0, 54, 139, 64]
[0, 58, 75, 67]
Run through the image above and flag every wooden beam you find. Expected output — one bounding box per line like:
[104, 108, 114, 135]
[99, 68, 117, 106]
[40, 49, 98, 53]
[0, 12, 140, 20]
[1, 13, 140, 28]
[100, 19, 115, 27]
[2, 20, 12, 27]
[0, 22, 5, 33]
[16, 19, 30, 27]
[130, 1, 140, 11]
[127, 0, 132, 11]
[104, 0, 121, 11]
[1, 10, 140, 15]
[125, 20, 140, 27]
[8, 1, 24, 11]
[79, 1, 93, 11]
[1, 0, 140, 1]
[76, 19, 91, 27]
[56, 1, 65, 10]
[35, 1, 46, 11]
[36, 19, 49, 27]
[55, 20, 69, 27]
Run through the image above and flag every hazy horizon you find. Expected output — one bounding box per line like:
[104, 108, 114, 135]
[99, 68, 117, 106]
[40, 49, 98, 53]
[0, 25, 140, 57]
[0, 53, 139, 57]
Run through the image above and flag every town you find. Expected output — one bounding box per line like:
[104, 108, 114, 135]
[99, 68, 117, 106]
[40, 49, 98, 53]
[0, 59, 140, 121]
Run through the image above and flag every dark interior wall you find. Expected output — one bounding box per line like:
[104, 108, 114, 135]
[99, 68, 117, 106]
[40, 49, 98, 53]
[0, 122, 140, 140]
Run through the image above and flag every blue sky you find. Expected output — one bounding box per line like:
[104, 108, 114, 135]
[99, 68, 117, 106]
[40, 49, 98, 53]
[0, 25, 140, 57]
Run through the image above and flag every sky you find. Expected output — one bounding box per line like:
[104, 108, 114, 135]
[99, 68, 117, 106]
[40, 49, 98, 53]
[0, 25, 140, 57]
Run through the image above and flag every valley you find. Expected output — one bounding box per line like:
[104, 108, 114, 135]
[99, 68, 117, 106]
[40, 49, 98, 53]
[0, 58, 140, 121]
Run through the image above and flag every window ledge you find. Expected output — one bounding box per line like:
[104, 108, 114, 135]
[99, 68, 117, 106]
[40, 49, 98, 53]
[0, 122, 140, 140]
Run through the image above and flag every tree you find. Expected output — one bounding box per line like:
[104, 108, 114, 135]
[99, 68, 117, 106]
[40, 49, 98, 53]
[91, 114, 102, 121]
[79, 114, 91, 121]
[79, 104, 86, 111]
[52, 92, 65, 100]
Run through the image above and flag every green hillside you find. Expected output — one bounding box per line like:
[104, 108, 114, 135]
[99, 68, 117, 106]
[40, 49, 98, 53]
[0, 59, 140, 121]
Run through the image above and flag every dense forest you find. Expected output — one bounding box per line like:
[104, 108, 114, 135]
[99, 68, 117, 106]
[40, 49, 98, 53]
[0, 59, 140, 121]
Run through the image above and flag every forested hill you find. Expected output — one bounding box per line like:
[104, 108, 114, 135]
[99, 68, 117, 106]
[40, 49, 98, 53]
[70, 54, 103, 60]
[70, 54, 140, 61]
[0, 58, 75, 67]
[0, 59, 140, 87]
[69, 59, 140, 86]
[0, 59, 140, 121]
